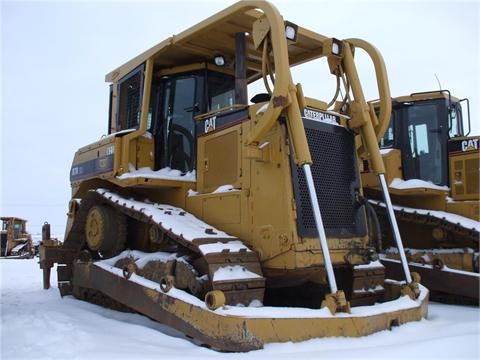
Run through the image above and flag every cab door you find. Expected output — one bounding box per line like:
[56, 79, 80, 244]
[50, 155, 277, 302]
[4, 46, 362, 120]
[151, 75, 199, 173]
[402, 101, 448, 185]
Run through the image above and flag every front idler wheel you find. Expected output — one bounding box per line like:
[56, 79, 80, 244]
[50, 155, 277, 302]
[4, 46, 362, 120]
[85, 205, 126, 258]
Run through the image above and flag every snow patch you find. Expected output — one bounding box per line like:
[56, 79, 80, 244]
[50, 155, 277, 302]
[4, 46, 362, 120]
[212, 265, 262, 282]
[198, 240, 250, 255]
[95, 189, 236, 241]
[384, 246, 474, 255]
[256, 103, 269, 115]
[187, 189, 198, 197]
[117, 166, 196, 182]
[354, 285, 385, 294]
[354, 260, 384, 270]
[389, 177, 449, 191]
[380, 148, 396, 155]
[5, 259, 475, 359]
[370, 200, 480, 232]
[212, 184, 237, 193]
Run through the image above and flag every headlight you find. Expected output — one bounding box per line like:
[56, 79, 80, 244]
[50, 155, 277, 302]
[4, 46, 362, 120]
[284, 21, 298, 42]
[214, 55, 225, 67]
[331, 38, 343, 56]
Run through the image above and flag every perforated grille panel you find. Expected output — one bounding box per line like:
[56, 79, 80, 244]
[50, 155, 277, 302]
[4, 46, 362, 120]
[291, 119, 366, 238]
[466, 158, 479, 195]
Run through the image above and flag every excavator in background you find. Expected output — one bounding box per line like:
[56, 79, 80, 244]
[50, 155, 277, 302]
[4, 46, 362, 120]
[39, 1, 428, 351]
[361, 90, 479, 304]
[1, 217, 34, 258]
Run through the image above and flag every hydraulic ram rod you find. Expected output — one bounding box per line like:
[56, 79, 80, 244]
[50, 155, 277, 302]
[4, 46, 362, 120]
[303, 164, 338, 293]
[378, 173, 412, 283]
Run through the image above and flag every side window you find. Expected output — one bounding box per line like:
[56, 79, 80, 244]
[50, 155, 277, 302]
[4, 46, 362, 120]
[207, 72, 235, 111]
[379, 113, 395, 148]
[448, 103, 464, 138]
[408, 123, 429, 158]
[117, 65, 145, 131]
[168, 77, 196, 172]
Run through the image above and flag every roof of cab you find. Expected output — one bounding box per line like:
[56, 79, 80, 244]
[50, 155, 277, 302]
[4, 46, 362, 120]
[105, 0, 329, 84]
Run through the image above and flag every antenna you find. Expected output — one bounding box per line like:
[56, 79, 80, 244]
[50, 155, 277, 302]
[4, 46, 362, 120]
[434, 73, 442, 90]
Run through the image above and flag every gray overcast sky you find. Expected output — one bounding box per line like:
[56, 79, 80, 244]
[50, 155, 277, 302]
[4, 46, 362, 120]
[1, 0, 479, 235]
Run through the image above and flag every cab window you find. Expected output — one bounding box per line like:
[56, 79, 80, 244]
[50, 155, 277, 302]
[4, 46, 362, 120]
[117, 65, 144, 131]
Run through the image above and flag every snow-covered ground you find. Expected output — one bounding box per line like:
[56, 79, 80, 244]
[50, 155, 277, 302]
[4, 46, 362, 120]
[1, 258, 479, 360]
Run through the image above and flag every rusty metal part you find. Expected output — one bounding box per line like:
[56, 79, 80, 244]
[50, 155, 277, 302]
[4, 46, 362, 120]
[39, 243, 76, 290]
[370, 201, 479, 249]
[381, 257, 479, 304]
[350, 265, 385, 306]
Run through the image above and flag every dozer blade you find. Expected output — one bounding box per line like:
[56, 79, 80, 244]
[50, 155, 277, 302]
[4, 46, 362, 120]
[71, 257, 429, 352]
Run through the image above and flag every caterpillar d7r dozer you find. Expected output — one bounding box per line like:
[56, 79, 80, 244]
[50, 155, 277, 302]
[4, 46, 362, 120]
[39, 1, 428, 351]
[361, 90, 479, 304]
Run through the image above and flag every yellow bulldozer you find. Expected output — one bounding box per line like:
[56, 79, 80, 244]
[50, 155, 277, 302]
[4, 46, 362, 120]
[39, 1, 428, 351]
[1, 217, 34, 258]
[361, 90, 479, 304]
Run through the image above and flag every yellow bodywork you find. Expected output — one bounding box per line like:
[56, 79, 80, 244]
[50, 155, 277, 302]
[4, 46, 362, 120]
[40, 0, 430, 350]
[68, 0, 393, 277]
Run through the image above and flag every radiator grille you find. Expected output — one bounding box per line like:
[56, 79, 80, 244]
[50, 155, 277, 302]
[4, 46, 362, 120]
[291, 119, 366, 238]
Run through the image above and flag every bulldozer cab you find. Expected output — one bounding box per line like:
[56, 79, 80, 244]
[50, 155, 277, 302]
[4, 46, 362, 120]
[1, 217, 33, 258]
[378, 90, 472, 187]
[147, 69, 235, 173]
[110, 64, 241, 174]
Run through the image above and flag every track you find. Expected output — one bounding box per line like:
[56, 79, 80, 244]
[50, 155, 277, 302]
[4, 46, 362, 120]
[369, 199, 479, 304]
[368, 200, 479, 249]
[62, 188, 265, 307]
